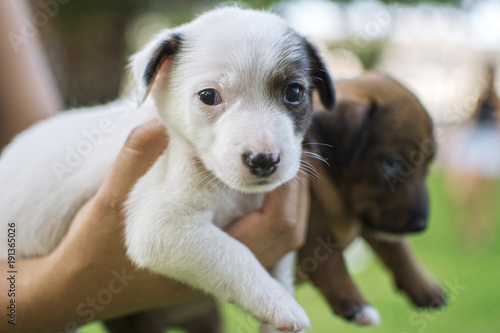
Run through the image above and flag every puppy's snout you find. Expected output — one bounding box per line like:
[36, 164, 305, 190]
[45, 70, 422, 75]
[408, 218, 427, 232]
[243, 152, 280, 177]
[407, 188, 429, 233]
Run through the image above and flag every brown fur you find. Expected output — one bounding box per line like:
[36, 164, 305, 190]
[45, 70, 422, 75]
[105, 298, 222, 333]
[300, 72, 447, 323]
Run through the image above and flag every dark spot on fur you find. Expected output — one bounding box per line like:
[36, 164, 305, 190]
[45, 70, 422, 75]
[143, 33, 183, 87]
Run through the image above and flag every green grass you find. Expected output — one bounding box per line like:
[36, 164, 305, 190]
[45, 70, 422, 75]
[81, 170, 500, 333]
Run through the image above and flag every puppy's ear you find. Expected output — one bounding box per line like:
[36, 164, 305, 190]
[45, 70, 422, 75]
[313, 99, 375, 168]
[130, 30, 183, 104]
[303, 40, 336, 110]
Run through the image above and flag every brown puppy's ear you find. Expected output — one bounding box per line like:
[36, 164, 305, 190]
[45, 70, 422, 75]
[303, 39, 336, 110]
[312, 100, 375, 168]
[129, 30, 183, 104]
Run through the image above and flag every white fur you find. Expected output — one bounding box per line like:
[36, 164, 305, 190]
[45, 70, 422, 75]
[354, 305, 382, 326]
[0, 99, 156, 257]
[0, 7, 317, 331]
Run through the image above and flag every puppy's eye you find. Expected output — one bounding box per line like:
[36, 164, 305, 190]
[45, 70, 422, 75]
[198, 89, 222, 106]
[284, 83, 305, 104]
[381, 155, 402, 175]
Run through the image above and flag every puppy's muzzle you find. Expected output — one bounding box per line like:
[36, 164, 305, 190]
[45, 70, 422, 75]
[243, 152, 280, 177]
[407, 218, 427, 233]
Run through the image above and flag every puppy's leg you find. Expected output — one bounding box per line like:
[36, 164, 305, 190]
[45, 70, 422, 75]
[128, 217, 309, 332]
[172, 299, 224, 333]
[104, 299, 223, 333]
[104, 309, 167, 333]
[362, 232, 447, 308]
[261, 252, 300, 333]
[299, 202, 380, 325]
[126, 169, 310, 332]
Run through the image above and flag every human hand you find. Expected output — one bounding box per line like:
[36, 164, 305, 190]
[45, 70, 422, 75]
[11, 119, 199, 333]
[226, 157, 311, 269]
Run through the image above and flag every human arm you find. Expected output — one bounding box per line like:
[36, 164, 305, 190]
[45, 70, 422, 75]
[0, 0, 62, 149]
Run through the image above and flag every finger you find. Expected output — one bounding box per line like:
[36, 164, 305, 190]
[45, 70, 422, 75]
[226, 210, 268, 252]
[296, 171, 311, 238]
[226, 180, 302, 254]
[227, 211, 289, 269]
[259, 180, 310, 268]
[258, 236, 291, 269]
[264, 169, 311, 239]
[58, 119, 168, 259]
[96, 118, 168, 203]
[262, 165, 310, 215]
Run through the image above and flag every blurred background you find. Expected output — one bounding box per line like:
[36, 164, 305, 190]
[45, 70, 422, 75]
[3, 0, 499, 332]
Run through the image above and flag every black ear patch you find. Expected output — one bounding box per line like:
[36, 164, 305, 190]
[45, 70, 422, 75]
[303, 40, 336, 111]
[143, 33, 183, 88]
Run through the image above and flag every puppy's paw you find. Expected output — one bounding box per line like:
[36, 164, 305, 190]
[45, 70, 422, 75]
[330, 299, 380, 326]
[412, 284, 447, 309]
[260, 323, 306, 333]
[259, 291, 310, 332]
[334, 300, 381, 326]
[352, 305, 381, 326]
[272, 298, 311, 332]
[397, 280, 447, 309]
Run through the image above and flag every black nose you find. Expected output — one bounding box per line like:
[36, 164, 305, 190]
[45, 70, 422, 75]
[407, 188, 429, 233]
[408, 218, 427, 232]
[243, 152, 280, 177]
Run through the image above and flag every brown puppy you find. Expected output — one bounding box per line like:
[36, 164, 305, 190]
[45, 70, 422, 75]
[299, 72, 447, 325]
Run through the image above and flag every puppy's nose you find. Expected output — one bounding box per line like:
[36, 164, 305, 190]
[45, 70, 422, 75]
[408, 218, 427, 233]
[243, 152, 280, 177]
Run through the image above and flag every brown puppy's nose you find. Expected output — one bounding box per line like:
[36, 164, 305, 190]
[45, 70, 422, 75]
[243, 152, 280, 177]
[407, 218, 427, 233]
[407, 189, 429, 233]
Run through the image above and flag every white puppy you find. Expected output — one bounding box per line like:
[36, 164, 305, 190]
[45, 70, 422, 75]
[0, 7, 334, 332]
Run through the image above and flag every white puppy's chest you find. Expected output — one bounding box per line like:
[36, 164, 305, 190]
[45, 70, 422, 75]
[212, 190, 265, 228]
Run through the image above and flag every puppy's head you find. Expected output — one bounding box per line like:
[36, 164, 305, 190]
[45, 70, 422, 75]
[313, 73, 435, 235]
[130, 7, 334, 193]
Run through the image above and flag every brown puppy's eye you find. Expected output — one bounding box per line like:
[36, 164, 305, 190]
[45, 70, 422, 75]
[198, 89, 222, 105]
[381, 155, 402, 175]
[284, 83, 305, 104]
